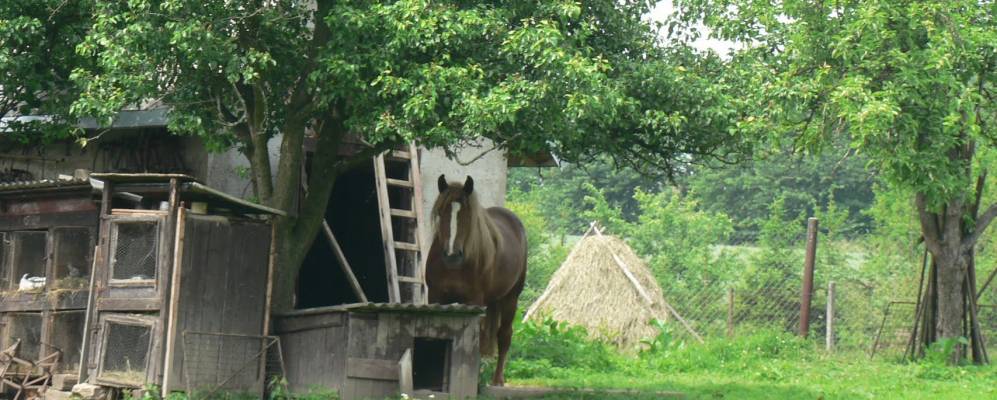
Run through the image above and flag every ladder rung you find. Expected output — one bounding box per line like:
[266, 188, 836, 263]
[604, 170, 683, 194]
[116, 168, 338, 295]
[390, 208, 416, 218]
[398, 276, 421, 284]
[387, 150, 412, 161]
[386, 178, 414, 188]
[394, 241, 419, 251]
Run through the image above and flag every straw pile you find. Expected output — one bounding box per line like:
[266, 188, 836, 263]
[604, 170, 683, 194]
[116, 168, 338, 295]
[525, 234, 669, 350]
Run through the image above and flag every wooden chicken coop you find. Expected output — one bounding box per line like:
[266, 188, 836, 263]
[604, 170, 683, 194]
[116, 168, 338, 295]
[78, 174, 281, 396]
[0, 178, 99, 397]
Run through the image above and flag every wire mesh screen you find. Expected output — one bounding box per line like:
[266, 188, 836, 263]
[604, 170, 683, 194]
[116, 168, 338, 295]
[867, 302, 917, 359]
[182, 332, 285, 399]
[111, 222, 159, 281]
[0, 232, 8, 289]
[663, 274, 805, 343]
[52, 228, 92, 289]
[11, 231, 47, 290]
[100, 322, 152, 384]
[5, 313, 42, 373]
[51, 311, 86, 373]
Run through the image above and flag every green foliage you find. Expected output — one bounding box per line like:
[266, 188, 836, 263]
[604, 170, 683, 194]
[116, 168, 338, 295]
[509, 157, 661, 235]
[502, 319, 997, 399]
[505, 199, 570, 306]
[686, 146, 877, 242]
[0, 0, 90, 142]
[581, 184, 736, 291]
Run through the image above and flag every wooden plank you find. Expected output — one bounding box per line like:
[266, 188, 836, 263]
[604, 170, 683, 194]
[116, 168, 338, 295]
[95, 298, 161, 311]
[394, 242, 419, 251]
[321, 221, 367, 303]
[0, 211, 98, 231]
[79, 244, 102, 381]
[373, 155, 402, 303]
[274, 313, 346, 334]
[409, 143, 428, 305]
[386, 150, 411, 161]
[346, 358, 399, 381]
[160, 207, 186, 395]
[389, 209, 416, 218]
[385, 178, 413, 188]
[398, 348, 412, 395]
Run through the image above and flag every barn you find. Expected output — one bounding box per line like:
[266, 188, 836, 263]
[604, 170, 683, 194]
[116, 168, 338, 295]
[0, 108, 547, 398]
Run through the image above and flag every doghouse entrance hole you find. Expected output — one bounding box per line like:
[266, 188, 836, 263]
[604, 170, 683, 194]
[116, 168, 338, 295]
[9, 231, 47, 290]
[100, 322, 152, 384]
[413, 338, 451, 392]
[111, 221, 158, 281]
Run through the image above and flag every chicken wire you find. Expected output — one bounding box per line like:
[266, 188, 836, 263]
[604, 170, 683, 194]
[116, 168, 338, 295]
[100, 322, 152, 384]
[111, 222, 158, 281]
[182, 332, 284, 399]
[3, 313, 43, 374]
[662, 274, 806, 343]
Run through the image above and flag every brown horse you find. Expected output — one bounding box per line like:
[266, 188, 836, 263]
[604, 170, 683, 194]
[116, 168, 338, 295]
[426, 174, 527, 386]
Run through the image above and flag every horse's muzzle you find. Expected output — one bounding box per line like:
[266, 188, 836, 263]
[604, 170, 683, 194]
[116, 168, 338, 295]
[443, 250, 464, 266]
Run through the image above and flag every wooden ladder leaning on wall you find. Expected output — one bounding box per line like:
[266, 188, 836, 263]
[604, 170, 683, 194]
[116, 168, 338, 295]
[373, 142, 428, 304]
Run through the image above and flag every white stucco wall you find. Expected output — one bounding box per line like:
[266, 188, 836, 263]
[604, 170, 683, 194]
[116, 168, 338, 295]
[203, 136, 282, 200]
[417, 139, 508, 253]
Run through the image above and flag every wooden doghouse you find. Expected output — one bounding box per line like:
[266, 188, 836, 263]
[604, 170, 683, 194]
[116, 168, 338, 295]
[0, 179, 98, 388]
[80, 174, 281, 396]
[275, 303, 482, 400]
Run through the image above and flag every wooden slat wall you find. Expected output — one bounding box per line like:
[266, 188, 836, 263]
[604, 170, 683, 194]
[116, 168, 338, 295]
[164, 216, 271, 393]
[276, 309, 480, 400]
[275, 312, 348, 394]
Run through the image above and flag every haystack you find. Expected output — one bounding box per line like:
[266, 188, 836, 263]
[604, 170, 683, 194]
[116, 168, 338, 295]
[523, 226, 676, 350]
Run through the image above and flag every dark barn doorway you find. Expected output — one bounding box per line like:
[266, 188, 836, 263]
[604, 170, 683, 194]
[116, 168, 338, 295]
[297, 162, 390, 308]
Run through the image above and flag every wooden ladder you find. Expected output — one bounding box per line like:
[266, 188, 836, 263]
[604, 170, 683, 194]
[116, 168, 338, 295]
[373, 142, 427, 304]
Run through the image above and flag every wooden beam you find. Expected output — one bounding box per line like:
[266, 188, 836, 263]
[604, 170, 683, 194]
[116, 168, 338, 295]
[321, 220, 368, 303]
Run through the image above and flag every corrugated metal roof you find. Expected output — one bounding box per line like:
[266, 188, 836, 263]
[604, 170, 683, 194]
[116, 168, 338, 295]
[277, 302, 485, 317]
[0, 179, 93, 193]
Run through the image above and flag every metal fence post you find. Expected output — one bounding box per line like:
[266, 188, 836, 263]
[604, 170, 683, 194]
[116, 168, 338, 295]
[800, 217, 818, 337]
[727, 287, 735, 338]
[826, 281, 835, 352]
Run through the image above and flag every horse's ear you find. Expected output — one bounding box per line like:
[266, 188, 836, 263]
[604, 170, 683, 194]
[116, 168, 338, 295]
[463, 176, 474, 195]
[438, 174, 448, 193]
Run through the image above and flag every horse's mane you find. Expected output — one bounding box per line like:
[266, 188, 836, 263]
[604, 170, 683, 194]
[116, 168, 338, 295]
[432, 188, 503, 272]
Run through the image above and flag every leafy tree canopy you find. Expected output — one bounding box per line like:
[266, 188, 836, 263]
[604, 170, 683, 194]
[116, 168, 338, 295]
[671, 0, 997, 358]
[2, 0, 745, 310]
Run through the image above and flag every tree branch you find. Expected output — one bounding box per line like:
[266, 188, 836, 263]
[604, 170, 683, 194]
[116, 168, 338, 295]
[964, 202, 997, 253]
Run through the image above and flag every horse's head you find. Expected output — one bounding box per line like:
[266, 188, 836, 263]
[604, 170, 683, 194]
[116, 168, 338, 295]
[433, 174, 476, 266]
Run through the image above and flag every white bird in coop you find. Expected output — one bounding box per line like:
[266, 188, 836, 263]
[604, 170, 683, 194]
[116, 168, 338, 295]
[18, 274, 46, 291]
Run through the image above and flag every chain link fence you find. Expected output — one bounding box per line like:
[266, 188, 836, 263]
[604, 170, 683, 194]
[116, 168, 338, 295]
[661, 272, 997, 359]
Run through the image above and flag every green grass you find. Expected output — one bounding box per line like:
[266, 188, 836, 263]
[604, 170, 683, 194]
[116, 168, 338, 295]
[486, 319, 997, 400]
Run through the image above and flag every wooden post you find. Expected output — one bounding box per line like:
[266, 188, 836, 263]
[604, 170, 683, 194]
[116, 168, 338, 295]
[826, 281, 835, 352]
[727, 288, 735, 338]
[800, 217, 818, 338]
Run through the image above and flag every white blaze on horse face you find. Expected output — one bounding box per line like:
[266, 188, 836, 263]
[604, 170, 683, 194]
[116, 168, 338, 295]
[448, 201, 461, 254]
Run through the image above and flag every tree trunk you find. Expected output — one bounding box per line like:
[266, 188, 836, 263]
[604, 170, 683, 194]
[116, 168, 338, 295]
[932, 248, 968, 362]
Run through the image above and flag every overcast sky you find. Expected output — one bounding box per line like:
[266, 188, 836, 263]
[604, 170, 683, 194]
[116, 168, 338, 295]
[646, 1, 737, 54]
